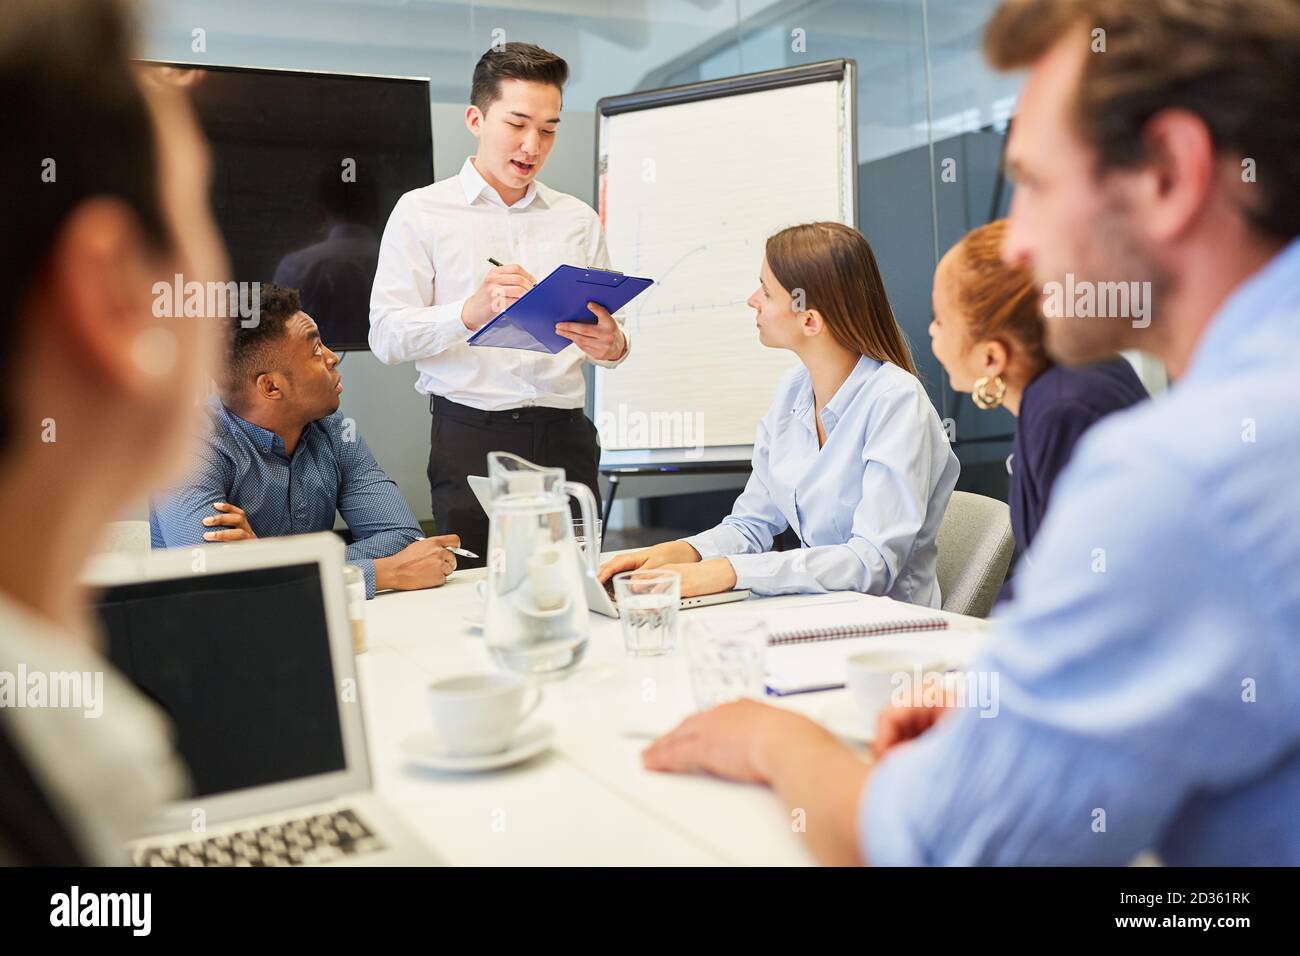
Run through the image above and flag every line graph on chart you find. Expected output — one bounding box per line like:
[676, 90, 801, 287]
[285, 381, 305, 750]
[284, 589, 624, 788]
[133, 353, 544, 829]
[596, 79, 846, 449]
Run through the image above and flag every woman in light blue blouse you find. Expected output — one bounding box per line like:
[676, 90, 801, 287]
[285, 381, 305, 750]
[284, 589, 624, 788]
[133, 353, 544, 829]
[598, 222, 959, 606]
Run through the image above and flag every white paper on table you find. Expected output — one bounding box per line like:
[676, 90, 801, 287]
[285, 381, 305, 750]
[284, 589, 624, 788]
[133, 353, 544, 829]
[760, 600, 985, 696]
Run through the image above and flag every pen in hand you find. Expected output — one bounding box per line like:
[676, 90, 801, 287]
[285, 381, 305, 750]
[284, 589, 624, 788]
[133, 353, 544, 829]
[415, 536, 479, 560]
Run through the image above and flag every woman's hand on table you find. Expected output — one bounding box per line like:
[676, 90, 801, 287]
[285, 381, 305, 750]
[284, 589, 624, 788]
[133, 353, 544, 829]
[597, 539, 702, 583]
[656, 558, 737, 597]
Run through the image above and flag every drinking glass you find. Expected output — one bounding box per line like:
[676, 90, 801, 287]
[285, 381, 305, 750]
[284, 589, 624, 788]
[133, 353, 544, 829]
[342, 564, 367, 653]
[684, 616, 768, 709]
[613, 569, 679, 657]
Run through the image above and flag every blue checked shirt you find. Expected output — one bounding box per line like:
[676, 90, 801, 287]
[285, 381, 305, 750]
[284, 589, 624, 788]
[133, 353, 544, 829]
[863, 238, 1300, 865]
[150, 399, 422, 598]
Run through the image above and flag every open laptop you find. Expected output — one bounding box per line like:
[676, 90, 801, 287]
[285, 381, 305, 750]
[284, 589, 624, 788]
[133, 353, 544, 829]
[467, 474, 751, 618]
[83, 532, 441, 867]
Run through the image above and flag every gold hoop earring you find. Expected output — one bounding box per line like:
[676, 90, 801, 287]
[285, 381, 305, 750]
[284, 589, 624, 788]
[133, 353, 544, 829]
[971, 375, 1006, 410]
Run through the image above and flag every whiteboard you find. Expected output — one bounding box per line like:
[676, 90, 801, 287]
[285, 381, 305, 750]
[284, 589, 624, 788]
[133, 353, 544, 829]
[593, 60, 856, 468]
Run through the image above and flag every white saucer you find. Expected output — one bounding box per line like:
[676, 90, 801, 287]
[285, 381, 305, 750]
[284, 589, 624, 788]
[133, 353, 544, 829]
[400, 721, 554, 773]
[462, 605, 485, 629]
[820, 699, 875, 745]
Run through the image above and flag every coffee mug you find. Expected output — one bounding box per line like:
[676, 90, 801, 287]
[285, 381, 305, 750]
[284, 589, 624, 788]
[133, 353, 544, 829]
[427, 673, 542, 757]
[846, 650, 953, 723]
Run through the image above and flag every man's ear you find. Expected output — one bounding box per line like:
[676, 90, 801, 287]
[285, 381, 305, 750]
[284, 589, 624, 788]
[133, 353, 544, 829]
[465, 104, 484, 139]
[44, 198, 159, 397]
[1133, 108, 1214, 245]
[254, 371, 283, 402]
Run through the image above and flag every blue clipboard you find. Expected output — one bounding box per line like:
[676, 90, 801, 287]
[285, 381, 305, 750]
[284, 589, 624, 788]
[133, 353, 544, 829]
[467, 264, 653, 353]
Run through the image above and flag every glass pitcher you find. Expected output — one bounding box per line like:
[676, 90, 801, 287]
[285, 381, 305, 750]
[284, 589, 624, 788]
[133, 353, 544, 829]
[482, 451, 600, 678]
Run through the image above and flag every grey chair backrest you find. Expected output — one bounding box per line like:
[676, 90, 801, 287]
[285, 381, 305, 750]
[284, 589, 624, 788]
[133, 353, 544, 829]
[935, 491, 1015, 619]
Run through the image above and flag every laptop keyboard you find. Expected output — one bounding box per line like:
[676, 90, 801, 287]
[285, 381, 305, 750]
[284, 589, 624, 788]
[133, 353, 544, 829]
[134, 808, 386, 867]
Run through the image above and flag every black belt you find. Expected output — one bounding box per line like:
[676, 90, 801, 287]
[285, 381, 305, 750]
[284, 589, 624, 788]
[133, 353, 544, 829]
[429, 394, 587, 424]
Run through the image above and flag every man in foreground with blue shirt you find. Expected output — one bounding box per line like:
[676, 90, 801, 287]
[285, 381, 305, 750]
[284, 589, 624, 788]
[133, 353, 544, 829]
[151, 283, 460, 598]
[640, 0, 1300, 865]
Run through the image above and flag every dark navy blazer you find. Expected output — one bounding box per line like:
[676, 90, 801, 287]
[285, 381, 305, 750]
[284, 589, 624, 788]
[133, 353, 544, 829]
[1001, 359, 1149, 600]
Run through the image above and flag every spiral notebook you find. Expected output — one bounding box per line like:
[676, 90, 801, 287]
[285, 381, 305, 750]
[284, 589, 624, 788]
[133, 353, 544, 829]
[768, 616, 948, 646]
[761, 602, 950, 696]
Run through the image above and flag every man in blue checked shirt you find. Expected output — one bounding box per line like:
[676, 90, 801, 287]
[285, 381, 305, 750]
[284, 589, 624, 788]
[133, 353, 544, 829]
[151, 284, 460, 598]
[638, 0, 1300, 866]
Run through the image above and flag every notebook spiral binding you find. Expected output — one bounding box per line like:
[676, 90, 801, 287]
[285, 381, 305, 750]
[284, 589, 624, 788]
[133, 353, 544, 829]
[767, 616, 949, 646]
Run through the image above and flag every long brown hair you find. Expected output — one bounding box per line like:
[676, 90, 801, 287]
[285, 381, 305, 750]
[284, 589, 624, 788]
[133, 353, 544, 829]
[765, 222, 917, 375]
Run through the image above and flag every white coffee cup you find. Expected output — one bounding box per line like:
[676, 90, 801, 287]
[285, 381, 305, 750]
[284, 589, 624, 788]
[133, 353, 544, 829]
[427, 673, 542, 757]
[846, 650, 952, 723]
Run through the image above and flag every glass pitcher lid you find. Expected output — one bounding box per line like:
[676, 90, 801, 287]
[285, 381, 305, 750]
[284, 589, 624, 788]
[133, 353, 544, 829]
[488, 451, 567, 501]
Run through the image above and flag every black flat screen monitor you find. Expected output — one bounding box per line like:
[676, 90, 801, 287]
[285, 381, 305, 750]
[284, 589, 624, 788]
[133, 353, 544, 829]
[140, 61, 434, 351]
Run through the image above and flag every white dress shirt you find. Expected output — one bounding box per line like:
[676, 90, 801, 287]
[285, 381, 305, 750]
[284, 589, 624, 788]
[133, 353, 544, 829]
[369, 156, 630, 410]
[0, 592, 185, 864]
[684, 356, 959, 605]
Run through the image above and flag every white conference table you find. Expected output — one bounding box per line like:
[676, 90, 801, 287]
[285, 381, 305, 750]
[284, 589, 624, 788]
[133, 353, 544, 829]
[355, 561, 989, 866]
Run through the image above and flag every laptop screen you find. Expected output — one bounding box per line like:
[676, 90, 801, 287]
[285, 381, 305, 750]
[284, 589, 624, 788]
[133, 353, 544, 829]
[96, 562, 348, 798]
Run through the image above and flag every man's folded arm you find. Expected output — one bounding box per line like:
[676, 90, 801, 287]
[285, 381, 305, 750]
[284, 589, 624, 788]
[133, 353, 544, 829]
[149, 446, 234, 549]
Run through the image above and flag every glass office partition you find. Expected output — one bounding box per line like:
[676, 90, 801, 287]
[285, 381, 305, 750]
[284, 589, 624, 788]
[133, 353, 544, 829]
[142, 0, 1027, 503]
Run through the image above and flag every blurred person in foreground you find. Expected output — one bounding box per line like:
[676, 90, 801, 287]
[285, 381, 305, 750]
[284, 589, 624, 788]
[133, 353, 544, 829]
[0, 0, 226, 863]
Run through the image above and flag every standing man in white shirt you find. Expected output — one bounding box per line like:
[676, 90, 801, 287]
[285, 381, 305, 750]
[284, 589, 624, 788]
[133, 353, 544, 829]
[369, 42, 630, 563]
